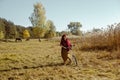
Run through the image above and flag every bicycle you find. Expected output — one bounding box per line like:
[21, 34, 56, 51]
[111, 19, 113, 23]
[62, 45, 78, 66]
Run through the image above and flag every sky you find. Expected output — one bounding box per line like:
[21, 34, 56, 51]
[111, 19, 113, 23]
[0, 0, 120, 32]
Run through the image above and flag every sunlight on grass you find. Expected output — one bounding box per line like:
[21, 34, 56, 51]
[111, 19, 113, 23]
[0, 39, 120, 80]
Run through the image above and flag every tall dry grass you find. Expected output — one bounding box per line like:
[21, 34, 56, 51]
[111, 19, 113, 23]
[70, 23, 120, 60]
[80, 23, 120, 51]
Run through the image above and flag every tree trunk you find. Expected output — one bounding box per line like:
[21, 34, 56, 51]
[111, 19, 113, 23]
[38, 37, 41, 42]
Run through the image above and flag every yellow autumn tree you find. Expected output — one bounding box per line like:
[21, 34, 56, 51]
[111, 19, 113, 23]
[23, 29, 30, 41]
[29, 2, 46, 41]
[45, 20, 56, 38]
[0, 31, 4, 39]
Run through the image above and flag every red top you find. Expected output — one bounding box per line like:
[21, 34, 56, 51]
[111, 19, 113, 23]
[60, 39, 71, 51]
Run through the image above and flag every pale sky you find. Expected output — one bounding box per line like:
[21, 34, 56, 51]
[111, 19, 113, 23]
[0, 0, 120, 32]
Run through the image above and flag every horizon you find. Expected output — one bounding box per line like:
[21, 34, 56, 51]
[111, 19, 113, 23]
[0, 0, 120, 32]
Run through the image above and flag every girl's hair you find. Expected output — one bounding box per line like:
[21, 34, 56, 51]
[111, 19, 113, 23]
[60, 34, 66, 45]
[61, 34, 66, 41]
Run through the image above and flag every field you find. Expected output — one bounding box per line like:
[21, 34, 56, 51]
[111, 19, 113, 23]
[0, 39, 120, 80]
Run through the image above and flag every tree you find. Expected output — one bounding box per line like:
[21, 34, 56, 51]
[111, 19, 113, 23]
[0, 31, 4, 39]
[76, 29, 82, 36]
[9, 23, 17, 38]
[4, 20, 17, 39]
[45, 20, 56, 38]
[0, 19, 5, 39]
[23, 29, 30, 41]
[67, 22, 82, 35]
[33, 26, 45, 39]
[92, 28, 102, 32]
[0, 17, 28, 40]
[27, 26, 34, 38]
[46, 20, 56, 31]
[45, 30, 56, 38]
[29, 2, 46, 41]
[16, 25, 25, 38]
[0, 18, 5, 33]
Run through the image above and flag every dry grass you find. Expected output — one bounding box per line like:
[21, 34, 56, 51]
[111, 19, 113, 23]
[0, 39, 120, 80]
[77, 23, 120, 60]
[80, 23, 120, 51]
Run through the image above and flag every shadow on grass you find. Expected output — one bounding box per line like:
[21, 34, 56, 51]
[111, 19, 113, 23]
[0, 62, 63, 72]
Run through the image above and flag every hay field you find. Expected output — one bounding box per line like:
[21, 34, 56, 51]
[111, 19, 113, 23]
[0, 39, 120, 80]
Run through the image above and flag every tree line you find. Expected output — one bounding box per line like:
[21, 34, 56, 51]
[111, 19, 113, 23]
[0, 2, 82, 41]
[0, 18, 25, 39]
[0, 17, 56, 40]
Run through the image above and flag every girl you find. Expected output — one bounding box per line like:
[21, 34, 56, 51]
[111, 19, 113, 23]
[60, 34, 72, 65]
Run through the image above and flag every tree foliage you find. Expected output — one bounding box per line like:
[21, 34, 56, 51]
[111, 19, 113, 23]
[29, 2, 46, 39]
[29, 2, 46, 27]
[33, 26, 45, 38]
[68, 22, 82, 35]
[0, 16, 56, 39]
[27, 26, 34, 38]
[23, 29, 30, 39]
[0, 2, 57, 40]
[16, 25, 25, 38]
[0, 31, 4, 39]
[0, 17, 26, 39]
[45, 20, 56, 38]
[0, 18, 5, 33]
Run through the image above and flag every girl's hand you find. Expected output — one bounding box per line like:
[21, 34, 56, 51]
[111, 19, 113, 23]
[61, 45, 67, 49]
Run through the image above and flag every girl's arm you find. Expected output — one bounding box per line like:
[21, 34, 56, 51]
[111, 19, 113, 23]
[60, 45, 67, 49]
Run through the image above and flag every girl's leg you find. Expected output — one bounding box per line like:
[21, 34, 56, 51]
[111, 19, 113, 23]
[67, 53, 72, 65]
[61, 53, 68, 65]
[61, 48, 69, 65]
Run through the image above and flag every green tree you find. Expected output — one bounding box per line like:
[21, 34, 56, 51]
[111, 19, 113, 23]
[67, 22, 82, 35]
[0, 31, 4, 39]
[16, 25, 25, 38]
[33, 26, 44, 39]
[46, 20, 56, 31]
[27, 26, 34, 38]
[45, 30, 56, 38]
[0, 18, 5, 33]
[9, 24, 17, 38]
[92, 28, 102, 32]
[29, 2, 46, 41]
[45, 20, 56, 38]
[0, 17, 27, 39]
[4, 21, 17, 39]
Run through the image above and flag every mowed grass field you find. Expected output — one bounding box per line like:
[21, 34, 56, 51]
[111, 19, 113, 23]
[0, 39, 120, 80]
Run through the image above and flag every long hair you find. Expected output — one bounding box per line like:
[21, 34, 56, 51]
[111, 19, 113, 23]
[60, 34, 66, 45]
